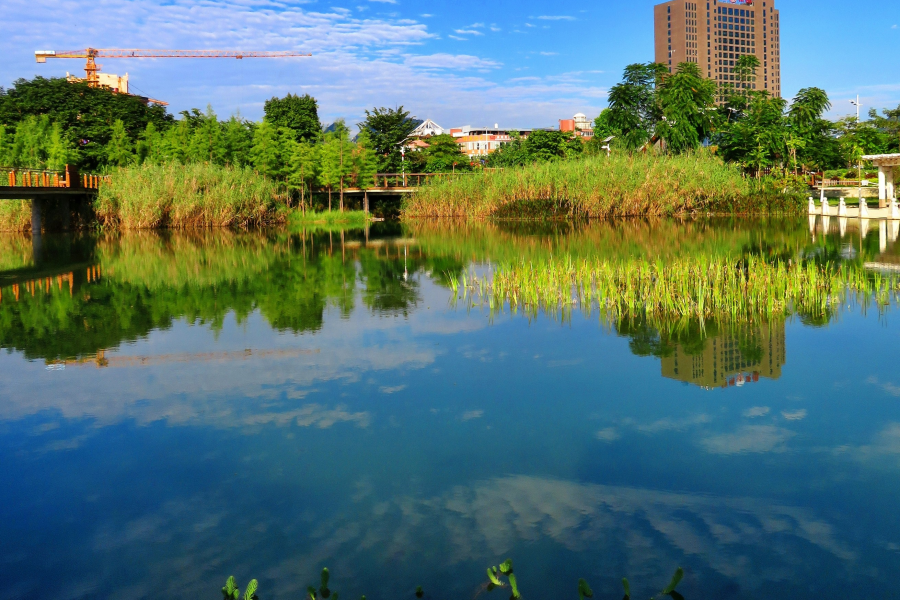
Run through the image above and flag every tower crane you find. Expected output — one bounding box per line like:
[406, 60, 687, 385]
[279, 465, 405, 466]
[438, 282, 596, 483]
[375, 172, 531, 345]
[34, 48, 312, 101]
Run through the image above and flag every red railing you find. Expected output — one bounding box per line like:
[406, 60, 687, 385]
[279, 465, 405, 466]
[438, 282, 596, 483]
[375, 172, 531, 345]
[1, 165, 109, 190]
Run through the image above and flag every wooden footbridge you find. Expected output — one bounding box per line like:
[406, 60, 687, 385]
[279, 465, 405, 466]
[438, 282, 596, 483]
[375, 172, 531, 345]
[1, 166, 107, 234]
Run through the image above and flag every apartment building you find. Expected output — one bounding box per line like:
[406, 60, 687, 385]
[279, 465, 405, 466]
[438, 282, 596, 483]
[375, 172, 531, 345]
[450, 126, 531, 158]
[654, 0, 781, 98]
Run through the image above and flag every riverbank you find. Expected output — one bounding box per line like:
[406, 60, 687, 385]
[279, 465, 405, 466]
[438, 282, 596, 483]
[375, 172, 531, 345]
[403, 153, 806, 219]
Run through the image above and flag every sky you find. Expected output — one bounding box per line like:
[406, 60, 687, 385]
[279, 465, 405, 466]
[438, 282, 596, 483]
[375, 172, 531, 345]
[2, 0, 899, 129]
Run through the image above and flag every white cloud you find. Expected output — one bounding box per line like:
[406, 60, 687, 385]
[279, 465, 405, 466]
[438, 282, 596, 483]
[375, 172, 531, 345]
[404, 53, 500, 70]
[453, 29, 484, 35]
[595, 427, 620, 442]
[743, 406, 770, 418]
[781, 409, 807, 421]
[535, 15, 576, 21]
[461, 410, 484, 421]
[701, 425, 795, 455]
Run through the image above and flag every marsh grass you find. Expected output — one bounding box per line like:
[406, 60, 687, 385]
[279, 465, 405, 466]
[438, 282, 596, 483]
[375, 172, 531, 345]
[95, 163, 288, 229]
[404, 153, 805, 219]
[289, 209, 370, 227]
[449, 256, 899, 323]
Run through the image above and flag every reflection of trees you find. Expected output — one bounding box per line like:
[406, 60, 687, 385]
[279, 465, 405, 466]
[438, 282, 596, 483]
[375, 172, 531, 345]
[0, 230, 437, 361]
[615, 317, 717, 359]
[358, 253, 420, 315]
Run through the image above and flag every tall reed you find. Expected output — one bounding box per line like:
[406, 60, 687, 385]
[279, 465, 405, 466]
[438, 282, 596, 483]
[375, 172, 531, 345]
[95, 162, 288, 229]
[454, 256, 898, 322]
[404, 153, 804, 219]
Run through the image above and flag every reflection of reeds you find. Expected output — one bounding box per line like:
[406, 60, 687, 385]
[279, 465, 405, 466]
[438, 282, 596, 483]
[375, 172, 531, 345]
[95, 230, 287, 289]
[0, 201, 31, 232]
[95, 163, 287, 229]
[454, 256, 899, 321]
[404, 154, 803, 219]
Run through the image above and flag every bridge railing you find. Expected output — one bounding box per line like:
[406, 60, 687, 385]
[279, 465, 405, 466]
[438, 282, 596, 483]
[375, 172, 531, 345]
[1, 165, 110, 190]
[370, 172, 470, 188]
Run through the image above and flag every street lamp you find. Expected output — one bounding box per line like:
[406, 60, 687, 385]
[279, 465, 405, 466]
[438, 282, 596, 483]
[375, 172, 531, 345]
[850, 95, 861, 122]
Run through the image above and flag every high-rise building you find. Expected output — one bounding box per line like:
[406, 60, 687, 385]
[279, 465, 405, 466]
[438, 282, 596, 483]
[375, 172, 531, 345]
[654, 0, 781, 98]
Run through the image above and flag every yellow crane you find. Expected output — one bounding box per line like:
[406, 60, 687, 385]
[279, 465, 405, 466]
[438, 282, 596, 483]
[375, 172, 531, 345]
[35, 48, 312, 101]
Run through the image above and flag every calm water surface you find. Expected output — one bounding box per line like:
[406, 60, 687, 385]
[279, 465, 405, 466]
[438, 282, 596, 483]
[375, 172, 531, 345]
[1, 218, 900, 600]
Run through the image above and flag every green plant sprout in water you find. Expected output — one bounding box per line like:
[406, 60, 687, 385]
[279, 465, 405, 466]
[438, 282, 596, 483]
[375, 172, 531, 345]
[486, 559, 521, 600]
[219, 563, 686, 600]
[222, 575, 259, 600]
[308, 567, 336, 600]
[579, 568, 684, 600]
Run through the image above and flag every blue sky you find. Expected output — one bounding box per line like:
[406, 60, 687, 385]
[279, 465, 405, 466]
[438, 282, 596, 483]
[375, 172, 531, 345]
[2, 0, 898, 129]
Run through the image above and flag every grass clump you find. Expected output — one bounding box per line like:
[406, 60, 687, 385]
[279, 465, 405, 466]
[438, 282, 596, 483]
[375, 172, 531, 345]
[404, 153, 804, 219]
[95, 162, 288, 229]
[289, 209, 370, 227]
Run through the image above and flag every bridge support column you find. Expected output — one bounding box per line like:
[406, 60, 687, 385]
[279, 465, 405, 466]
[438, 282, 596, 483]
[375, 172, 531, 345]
[31, 197, 43, 235]
[59, 198, 71, 231]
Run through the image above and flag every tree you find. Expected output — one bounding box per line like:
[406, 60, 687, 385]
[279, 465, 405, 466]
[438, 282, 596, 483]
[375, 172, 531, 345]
[420, 134, 469, 173]
[106, 119, 135, 167]
[868, 104, 900, 153]
[136, 122, 163, 164]
[720, 55, 761, 111]
[352, 129, 380, 189]
[187, 105, 224, 164]
[604, 62, 668, 150]
[0, 77, 171, 169]
[250, 120, 285, 177]
[46, 121, 78, 170]
[264, 94, 321, 142]
[222, 115, 253, 167]
[716, 92, 788, 175]
[359, 106, 418, 172]
[318, 120, 354, 210]
[10, 115, 52, 168]
[288, 140, 320, 210]
[655, 62, 717, 153]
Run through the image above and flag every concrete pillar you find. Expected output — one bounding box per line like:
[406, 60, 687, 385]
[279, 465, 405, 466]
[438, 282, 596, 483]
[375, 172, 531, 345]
[887, 165, 895, 200]
[31, 197, 43, 235]
[879, 166, 887, 203]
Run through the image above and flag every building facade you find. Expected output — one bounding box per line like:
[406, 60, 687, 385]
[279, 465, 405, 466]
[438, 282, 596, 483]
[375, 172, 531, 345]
[559, 113, 594, 139]
[654, 0, 781, 98]
[450, 127, 532, 158]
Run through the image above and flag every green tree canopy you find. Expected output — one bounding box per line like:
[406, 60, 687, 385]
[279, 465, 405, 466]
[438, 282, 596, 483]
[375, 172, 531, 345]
[420, 134, 469, 173]
[0, 77, 171, 169]
[655, 62, 717, 153]
[359, 106, 419, 172]
[264, 93, 321, 142]
[604, 62, 668, 150]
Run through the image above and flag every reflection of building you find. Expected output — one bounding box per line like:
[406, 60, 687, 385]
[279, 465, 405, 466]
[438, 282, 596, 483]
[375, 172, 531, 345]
[661, 321, 785, 389]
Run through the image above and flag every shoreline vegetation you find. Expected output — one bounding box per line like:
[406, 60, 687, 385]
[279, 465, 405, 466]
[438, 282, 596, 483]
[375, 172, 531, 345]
[403, 153, 806, 219]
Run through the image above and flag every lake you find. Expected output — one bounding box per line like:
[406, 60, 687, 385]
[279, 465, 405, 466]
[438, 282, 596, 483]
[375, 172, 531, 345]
[1, 217, 899, 600]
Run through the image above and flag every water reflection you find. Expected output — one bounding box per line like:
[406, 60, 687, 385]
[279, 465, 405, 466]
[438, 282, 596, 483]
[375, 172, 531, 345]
[1, 220, 900, 600]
